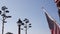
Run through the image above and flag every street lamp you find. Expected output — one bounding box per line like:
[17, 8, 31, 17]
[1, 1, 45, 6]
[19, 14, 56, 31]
[23, 18, 32, 34]
[0, 6, 11, 34]
[17, 18, 24, 34]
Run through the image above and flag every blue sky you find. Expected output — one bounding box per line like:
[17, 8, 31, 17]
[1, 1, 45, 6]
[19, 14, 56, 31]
[0, 0, 59, 34]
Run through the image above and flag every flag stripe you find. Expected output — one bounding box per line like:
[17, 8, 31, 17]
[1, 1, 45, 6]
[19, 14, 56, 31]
[51, 29, 54, 34]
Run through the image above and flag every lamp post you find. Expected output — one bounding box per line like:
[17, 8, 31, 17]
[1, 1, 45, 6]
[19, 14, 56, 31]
[17, 18, 24, 34]
[23, 18, 32, 34]
[0, 6, 11, 34]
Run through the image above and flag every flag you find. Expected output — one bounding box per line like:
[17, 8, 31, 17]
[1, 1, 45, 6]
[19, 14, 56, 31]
[44, 11, 60, 34]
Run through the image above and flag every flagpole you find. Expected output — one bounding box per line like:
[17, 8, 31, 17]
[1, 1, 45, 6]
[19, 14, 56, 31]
[58, 8, 60, 21]
[54, 0, 60, 22]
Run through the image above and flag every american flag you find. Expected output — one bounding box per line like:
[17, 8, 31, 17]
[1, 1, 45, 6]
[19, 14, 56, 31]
[44, 11, 60, 34]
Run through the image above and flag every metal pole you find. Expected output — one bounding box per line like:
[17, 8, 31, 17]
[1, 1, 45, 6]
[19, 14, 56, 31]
[18, 25, 21, 34]
[25, 23, 27, 34]
[2, 15, 5, 34]
[2, 21, 4, 34]
[58, 9, 60, 21]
